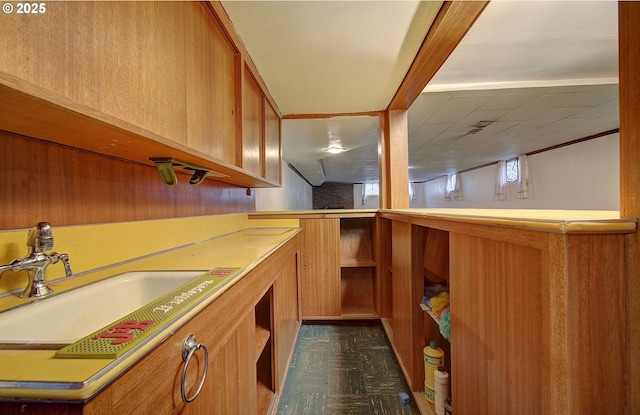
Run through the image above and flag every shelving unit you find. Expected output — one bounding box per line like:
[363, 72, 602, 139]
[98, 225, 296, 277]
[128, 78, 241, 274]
[415, 227, 451, 415]
[255, 288, 274, 415]
[339, 217, 377, 318]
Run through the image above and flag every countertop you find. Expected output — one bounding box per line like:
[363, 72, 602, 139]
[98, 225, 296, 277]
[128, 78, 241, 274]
[0, 226, 300, 401]
[378, 208, 637, 233]
[250, 208, 637, 234]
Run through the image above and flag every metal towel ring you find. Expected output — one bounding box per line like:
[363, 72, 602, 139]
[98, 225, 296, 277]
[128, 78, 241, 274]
[181, 334, 209, 403]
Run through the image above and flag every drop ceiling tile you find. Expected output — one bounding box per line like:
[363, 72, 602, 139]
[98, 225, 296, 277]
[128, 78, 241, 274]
[410, 123, 453, 140]
[410, 93, 453, 114]
[512, 106, 591, 130]
[478, 88, 548, 111]
[568, 99, 619, 119]
[559, 84, 618, 107]
[427, 95, 496, 124]
[500, 91, 588, 121]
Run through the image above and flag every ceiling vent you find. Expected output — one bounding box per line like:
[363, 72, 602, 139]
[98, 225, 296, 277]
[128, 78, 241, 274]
[467, 120, 494, 135]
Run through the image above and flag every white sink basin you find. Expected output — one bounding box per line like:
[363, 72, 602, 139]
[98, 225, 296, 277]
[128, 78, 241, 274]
[0, 271, 205, 344]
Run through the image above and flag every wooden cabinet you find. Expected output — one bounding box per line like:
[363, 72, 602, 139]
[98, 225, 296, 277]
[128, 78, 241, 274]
[86, 235, 299, 415]
[380, 212, 630, 415]
[242, 67, 264, 177]
[299, 218, 341, 317]
[263, 100, 282, 184]
[0, 2, 189, 144]
[450, 230, 626, 415]
[185, 3, 239, 166]
[297, 214, 379, 319]
[0, 2, 281, 188]
[0, 234, 301, 415]
[242, 65, 282, 183]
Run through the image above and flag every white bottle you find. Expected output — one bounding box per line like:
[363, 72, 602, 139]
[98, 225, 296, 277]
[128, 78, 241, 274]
[434, 366, 449, 415]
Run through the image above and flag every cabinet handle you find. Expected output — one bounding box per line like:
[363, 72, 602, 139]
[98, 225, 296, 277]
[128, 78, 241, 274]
[181, 334, 209, 403]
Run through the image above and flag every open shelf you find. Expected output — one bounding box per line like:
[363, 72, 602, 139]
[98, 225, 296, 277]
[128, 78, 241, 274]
[419, 227, 451, 414]
[255, 325, 271, 362]
[255, 288, 274, 415]
[413, 392, 436, 415]
[340, 258, 377, 268]
[341, 267, 376, 317]
[420, 303, 441, 327]
[340, 217, 378, 318]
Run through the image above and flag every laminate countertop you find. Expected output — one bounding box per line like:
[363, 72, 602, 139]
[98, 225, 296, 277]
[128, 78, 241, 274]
[0, 226, 300, 401]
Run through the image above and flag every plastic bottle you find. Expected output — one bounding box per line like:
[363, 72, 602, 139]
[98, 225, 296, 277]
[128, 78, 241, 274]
[423, 341, 444, 403]
[434, 366, 450, 415]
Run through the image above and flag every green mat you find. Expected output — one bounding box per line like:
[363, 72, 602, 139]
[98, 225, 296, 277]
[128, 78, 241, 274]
[55, 268, 241, 359]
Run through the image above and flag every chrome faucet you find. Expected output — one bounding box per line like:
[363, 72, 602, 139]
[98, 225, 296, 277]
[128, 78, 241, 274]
[0, 222, 72, 298]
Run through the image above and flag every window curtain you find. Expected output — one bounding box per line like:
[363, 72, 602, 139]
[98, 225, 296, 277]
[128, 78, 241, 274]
[516, 155, 531, 199]
[409, 182, 416, 203]
[444, 173, 463, 201]
[494, 160, 508, 201]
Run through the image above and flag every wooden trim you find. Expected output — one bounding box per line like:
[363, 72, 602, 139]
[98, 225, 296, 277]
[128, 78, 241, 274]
[619, 2, 640, 414]
[526, 128, 620, 156]
[282, 111, 384, 120]
[387, 1, 489, 111]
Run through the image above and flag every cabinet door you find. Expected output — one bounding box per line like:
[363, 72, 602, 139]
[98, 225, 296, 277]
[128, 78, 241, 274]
[264, 100, 281, 184]
[299, 218, 341, 317]
[83, 304, 257, 415]
[0, 2, 188, 144]
[242, 67, 264, 176]
[199, 313, 256, 415]
[185, 3, 239, 165]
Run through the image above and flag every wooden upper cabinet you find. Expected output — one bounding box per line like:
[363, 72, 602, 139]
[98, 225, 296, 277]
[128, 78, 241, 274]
[264, 99, 282, 184]
[185, 3, 239, 165]
[242, 65, 282, 184]
[0, 2, 282, 188]
[242, 67, 264, 177]
[0, 2, 189, 143]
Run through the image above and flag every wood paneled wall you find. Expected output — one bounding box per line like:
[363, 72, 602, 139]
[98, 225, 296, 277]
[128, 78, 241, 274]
[0, 131, 254, 230]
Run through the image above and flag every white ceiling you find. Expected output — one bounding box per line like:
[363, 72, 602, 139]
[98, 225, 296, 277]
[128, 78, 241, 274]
[221, 1, 619, 186]
[222, 1, 440, 115]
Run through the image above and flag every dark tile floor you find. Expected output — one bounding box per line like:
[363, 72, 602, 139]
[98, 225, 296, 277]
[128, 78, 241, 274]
[277, 322, 421, 415]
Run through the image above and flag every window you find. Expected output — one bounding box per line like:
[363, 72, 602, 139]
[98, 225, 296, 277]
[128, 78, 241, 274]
[506, 158, 519, 182]
[363, 182, 379, 197]
[361, 182, 379, 205]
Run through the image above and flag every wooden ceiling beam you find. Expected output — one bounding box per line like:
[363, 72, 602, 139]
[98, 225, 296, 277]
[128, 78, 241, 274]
[387, 1, 489, 111]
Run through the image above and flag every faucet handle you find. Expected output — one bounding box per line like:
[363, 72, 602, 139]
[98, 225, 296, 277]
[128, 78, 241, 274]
[60, 253, 72, 277]
[50, 252, 73, 277]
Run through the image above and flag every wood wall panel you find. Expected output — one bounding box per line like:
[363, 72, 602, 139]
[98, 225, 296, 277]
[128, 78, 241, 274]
[0, 131, 254, 230]
[450, 232, 550, 415]
[563, 234, 625, 414]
